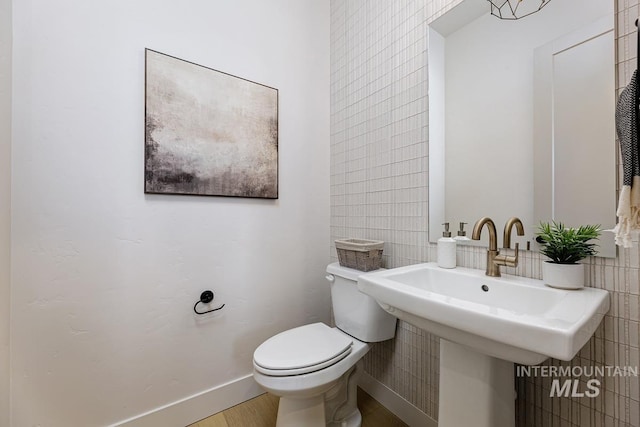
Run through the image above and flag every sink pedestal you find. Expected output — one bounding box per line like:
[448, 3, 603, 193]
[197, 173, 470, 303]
[439, 340, 515, 427]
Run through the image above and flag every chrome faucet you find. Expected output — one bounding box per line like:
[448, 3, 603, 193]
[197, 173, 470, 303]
[471, 217, 525, 277]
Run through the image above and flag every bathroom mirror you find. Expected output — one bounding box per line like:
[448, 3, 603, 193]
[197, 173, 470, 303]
[427, 0, 617, 257]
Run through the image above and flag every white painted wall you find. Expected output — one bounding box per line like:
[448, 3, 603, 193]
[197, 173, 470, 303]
[0, 0, 11, 425]
[11, 1, 330, 426]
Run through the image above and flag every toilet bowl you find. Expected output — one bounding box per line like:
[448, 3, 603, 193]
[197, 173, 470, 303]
[253, 323, 369, 426]
[252, 263, 397, 427]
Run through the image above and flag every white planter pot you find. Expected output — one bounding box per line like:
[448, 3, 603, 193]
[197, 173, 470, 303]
[542, 262, 585, 290]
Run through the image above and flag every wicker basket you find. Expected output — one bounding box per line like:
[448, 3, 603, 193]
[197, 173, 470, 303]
[335, 238, 384, 271]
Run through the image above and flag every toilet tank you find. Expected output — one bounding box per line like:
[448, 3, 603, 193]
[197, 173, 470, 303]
[326, 263, 397, 342]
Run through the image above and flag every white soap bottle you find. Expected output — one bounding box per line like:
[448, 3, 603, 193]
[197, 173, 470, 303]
[453, 222, 471, 242]
[437, 223, 457, 269]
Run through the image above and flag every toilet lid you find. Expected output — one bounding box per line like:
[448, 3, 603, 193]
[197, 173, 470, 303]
[253, 323, 353, 376]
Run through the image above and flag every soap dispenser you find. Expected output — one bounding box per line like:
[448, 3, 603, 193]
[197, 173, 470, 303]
[437, 223, 457, 269]
[453, 222, 471, 242]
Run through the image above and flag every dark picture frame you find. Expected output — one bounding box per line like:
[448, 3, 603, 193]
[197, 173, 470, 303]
[144, 49, 279, 199]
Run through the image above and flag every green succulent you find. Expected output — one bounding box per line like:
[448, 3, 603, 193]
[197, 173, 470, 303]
[536, 221, 601, 264]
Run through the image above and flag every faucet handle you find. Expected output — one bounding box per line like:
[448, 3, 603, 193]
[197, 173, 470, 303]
[494, 243, 519, 268]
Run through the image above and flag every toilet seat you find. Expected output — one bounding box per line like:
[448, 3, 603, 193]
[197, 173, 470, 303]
[253, 323, 353, 376]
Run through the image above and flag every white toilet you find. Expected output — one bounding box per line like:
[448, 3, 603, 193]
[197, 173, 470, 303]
[252, 263, 397, 427]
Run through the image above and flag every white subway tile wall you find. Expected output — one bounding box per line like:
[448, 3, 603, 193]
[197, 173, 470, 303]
[330, 0, 640, 425]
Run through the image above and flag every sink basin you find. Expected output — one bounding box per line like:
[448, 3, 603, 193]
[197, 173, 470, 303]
[357, 262, 609, 365]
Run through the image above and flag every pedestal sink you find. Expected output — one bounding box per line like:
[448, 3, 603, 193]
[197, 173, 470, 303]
[357, 263, 609, 427]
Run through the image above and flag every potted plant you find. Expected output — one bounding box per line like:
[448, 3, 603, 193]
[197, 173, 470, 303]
[536, 221, 601, 289]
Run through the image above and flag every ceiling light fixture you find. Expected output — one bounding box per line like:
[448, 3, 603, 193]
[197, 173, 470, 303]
[488, 0, 551, 20]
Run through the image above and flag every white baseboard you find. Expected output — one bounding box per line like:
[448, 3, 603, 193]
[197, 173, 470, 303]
[359, 372, 437, 427]
[110, 374, 264, 427]
[110, 370, 436, 427]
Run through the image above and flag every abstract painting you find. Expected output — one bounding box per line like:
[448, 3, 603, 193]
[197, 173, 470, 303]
[144, 49, 278, 198]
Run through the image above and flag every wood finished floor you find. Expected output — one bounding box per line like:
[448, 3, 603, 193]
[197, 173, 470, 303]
[189, 388, 408, 427]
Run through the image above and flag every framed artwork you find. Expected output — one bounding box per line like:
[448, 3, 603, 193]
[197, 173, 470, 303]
[144, 49, 278, 199]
